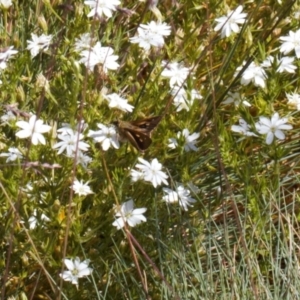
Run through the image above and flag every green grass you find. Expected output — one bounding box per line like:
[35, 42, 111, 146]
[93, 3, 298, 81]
[1, 0, 300, 299]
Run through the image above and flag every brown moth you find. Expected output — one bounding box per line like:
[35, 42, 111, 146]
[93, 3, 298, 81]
[113, 116, 162, 152]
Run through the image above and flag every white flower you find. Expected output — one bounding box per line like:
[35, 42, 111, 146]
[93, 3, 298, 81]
[130, 27, 162, 50]
[88, 123, 119, 151]
[161, 61, 190, 87]
[57, 121, 87, 136]
[231, 119, 257, 136]
[0, 46, 18, 61]
[104, 93, 134, 112]
[79, 42, 119, 73]
[279, 29, 300, 58]
[130, 169, 145, 182]
[223, 92, 251, 107]
[0, 147, 22, 162]
[141, 21, 171, 37]
[171, 86, 202, 112]
[260, 55, 274, 68]
[0, 0, 12, 9]
[53, 130, 89, 156]
[163, 185, 196, 211]
[255, 112, 293, 144]
[84, 0, 120, 19]
[235, 61, 267, 88]
[72, 180, 93, 196]
[16, 115, 52, 145]
[74, 33, 95, 52]
[277, 56, 297, 73]
[286, 92, 300, 110]
[130, 21, 171, 50]
[60, 257, 93, 286]
[1, 110, 16, 124]
[167, 137, 178, 150]
[26, 33, 52, 58]
[112, 199, 147, 230]
[214, 5, 247, 38]
[77, 151, 93, 168]
[28, 209, 50, 230]
[0, 46, 18, 70]
[131, 157, 168, 188]
[168, 129, 200, 152]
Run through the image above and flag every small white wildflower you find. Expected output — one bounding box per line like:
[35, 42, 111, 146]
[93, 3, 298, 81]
[26, 33, 52, 58]
[231, 119, 257, 137]
[0, 147, 23, 162]
[104, 93, 134, 112]
[88, 123, 119, 151]
[255, 112, 293, 144]
[163, 185, 196, 211]
[223, 92, 251, 107]
[79, 42, 119, 73]
[131, 157, 168, 188]
[161, 61, 190, 87]
[72, 180, 93, 196]
[112, 199, 147, 230]
[16, 115, 52, 145]
[60, 257, 93, 286]
[84, 0, 120, 19]
[286, 92, 300, 110]
[214, 5, 247, 38]
[279, 29, 300, 58]
[277, 56, 297, 73]
[168, 129, 200, 152]
[235, 61, 267, 88]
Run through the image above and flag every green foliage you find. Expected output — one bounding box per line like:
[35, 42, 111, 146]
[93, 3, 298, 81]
[1, 0, 300, 299]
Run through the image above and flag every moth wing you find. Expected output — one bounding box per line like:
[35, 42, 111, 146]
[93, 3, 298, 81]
[123, 128, 152, 151]
[130, 116, 162, 132]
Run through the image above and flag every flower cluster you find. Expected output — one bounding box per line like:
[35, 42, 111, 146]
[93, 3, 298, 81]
[2, 1, 300, 293]
[159, 60, 201, 111]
